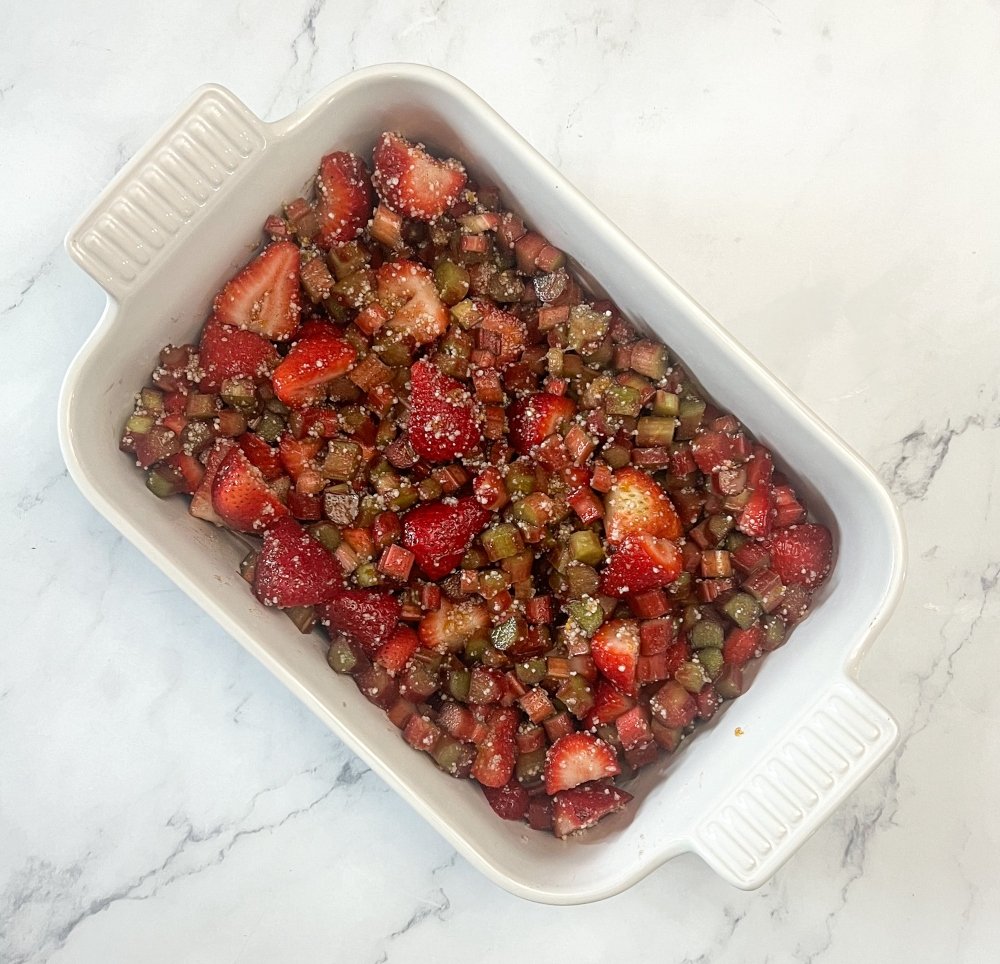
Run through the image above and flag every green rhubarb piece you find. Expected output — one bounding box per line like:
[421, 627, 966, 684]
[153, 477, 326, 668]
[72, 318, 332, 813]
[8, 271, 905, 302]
[516, 658, 547, 685]
[565, 597, 605, 637]
[676, 398, 706, 439]
[605, 384, 642, 418]
[568, 530, 604, 567]
[689, 618, 724, 650]
[327, 637, 358, 675]
[696, 646, 724, 681]
[481, 523, 524, 562]
[720, 592, 761, 629]
[651, 390, 680, 417]
[761, 614, 787, 651]
[434, 259, 471, 306]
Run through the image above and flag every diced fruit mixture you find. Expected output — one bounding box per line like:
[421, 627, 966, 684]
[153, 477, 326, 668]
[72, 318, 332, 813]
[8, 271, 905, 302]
[121, 133, 834, 839]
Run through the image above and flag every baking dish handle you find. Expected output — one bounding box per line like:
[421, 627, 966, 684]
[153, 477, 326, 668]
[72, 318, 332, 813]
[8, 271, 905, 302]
[65, 85, 267, 302]
[690, 676, 898, 889]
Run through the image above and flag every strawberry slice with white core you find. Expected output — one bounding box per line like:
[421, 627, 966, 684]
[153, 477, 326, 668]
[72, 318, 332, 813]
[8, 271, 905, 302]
[507, 392, 577, 455]
[407, 360, 482, 463]
[210, 446, 290, 533]
[252, 517, 344, 608]
[600, 534, 682, 598]
[766, 523, 833, 588]
[213, 241, 302, 341]
[377, 260, 449, 346]
[372, 132, 467, 221]
[271, 332, 357, 408]
[314, 151, 373, 249]
[418, 597, 491, 653]
[603, 467, 683, 545]
[545, 732, 621, 795]
[590, 620, 641, 696]
[552, 781, 633, 838]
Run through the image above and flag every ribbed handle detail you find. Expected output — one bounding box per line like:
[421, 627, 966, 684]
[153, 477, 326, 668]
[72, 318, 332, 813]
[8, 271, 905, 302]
[67, 87, 266, 300]
[693, 679, 897, 888]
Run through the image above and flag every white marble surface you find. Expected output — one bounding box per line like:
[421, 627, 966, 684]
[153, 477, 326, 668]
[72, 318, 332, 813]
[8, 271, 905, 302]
[2, 0, 998, 960]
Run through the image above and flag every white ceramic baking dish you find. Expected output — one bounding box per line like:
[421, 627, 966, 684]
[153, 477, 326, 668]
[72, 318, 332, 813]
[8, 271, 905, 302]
[58, 64, 905, 904]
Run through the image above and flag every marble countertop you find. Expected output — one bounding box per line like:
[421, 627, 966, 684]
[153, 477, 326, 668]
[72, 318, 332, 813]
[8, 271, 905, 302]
[3, 1, 998, 960]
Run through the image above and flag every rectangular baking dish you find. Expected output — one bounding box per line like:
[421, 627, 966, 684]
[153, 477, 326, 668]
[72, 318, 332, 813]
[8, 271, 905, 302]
[58, 64, 905, 904]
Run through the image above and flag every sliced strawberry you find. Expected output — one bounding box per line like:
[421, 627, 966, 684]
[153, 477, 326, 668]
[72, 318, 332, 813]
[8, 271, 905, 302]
[252, 517, 344, 608]
[481, 776, 530, 821]
[472, 707, 518, 788]
[603, 467, 683, 545]
[737, 483, 774, 538]
[372, 132, 467, 221]
[377, 260, 448, 346]
[691, 431, 749, 474]
[318, 588, 401, 656]
[552, 781, 633, 838]
[375, 625, 421, 675]
[271, 332, 357, 408]
[211, 446, 289, 533]
[238, 433, 283, 481]
[162, 452, 205, 494]
[506, 393, 576, 455]
[723, 625, 763, 667]
[278, 434, 324, 481]
[407, 360, 482, 463]
[584, 677, 637, 727]
[402, 497, 491, 580]
[314, 151, 373, 249]
[212, 241, 301, 341]
[544, 732, 620, 795]
[418, 597, 491, 653]
[590, 620, 641, 697]
[197, 315, 279, 393]
[765, 523, 833, 588]
[190, 439, 236, 524]
[600, 534, 682, 598]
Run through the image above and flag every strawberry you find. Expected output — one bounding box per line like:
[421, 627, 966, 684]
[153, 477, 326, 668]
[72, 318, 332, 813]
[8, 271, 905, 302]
[723, 625, 763, 667]
[238, 433, 283, 481]
[603, 467, 683, 545]
[506, 393, 576, 455]
[472, 707, 518, 788]
[372, 132, 467, 221]
[737, 483, 773, 538]
[691, 431, 749, 474]
[481, 777, 530, 821]
[551, 781, 633, 838]
[197, 315, 279, 392]
[375, 625, 421, 675]
[600, 534, 682, 598]
[212, 241, 302, 341]
[278, 434, 323, 480]
[318, 588, 401, 656]
[407, 360, 482, 463]
[377, 260, 449, 346]
[765, 523, 833, 588]
[418, 597, 491, 652]
[544, 732, 621, 795]
[584, 677, 637, 727]
[590, 620, 641, 697]
[402, 497, 490, 580]
[211, 446, 290, 532]
[476, 300, 528, 367]
[271, 332, 357, 408]
[313, 151, 373, 249]
[189, 439, 236, 524]
[161, 452, 205, 494]
[252, 517, 344, 608]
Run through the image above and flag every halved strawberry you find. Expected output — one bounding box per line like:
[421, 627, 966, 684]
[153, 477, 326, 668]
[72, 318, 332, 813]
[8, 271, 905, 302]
[765, 523, 833, 588]
[210, 446, 289, 532]
[318, 588, 401, 656]
[377, 260, 448, 346]
[544, 732, 621, 795]
[189, 439, 236, 524]
[723, 625, 763, 667]
[506, 392, 576, 455]
[472, 707, 518, 788]
[737, 483, 773, 538]
[197, 315, 279, 392]
[372, 132, 467, 221]
[551, 781, 633, 838]
[375, 625, 421, 675]
[271, 333, 357, 408]
[418, 597, 491, 653]
[238, 433, 283, 481]
[161, 452, 205, 494]
[212, 241, 301, 341]
[600, 534, 682, 598]
[278, 434, 324, 481]
[252, 517, 344, 608]
[590, 620, 641, 696]
[402, 497, 490, 580]
[314, 151, 373, 249]
[584, 677, 637, 727]
[407, 360, 482, 463]
[603, 467, 683, 545]
[481, 776, 530, 821]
